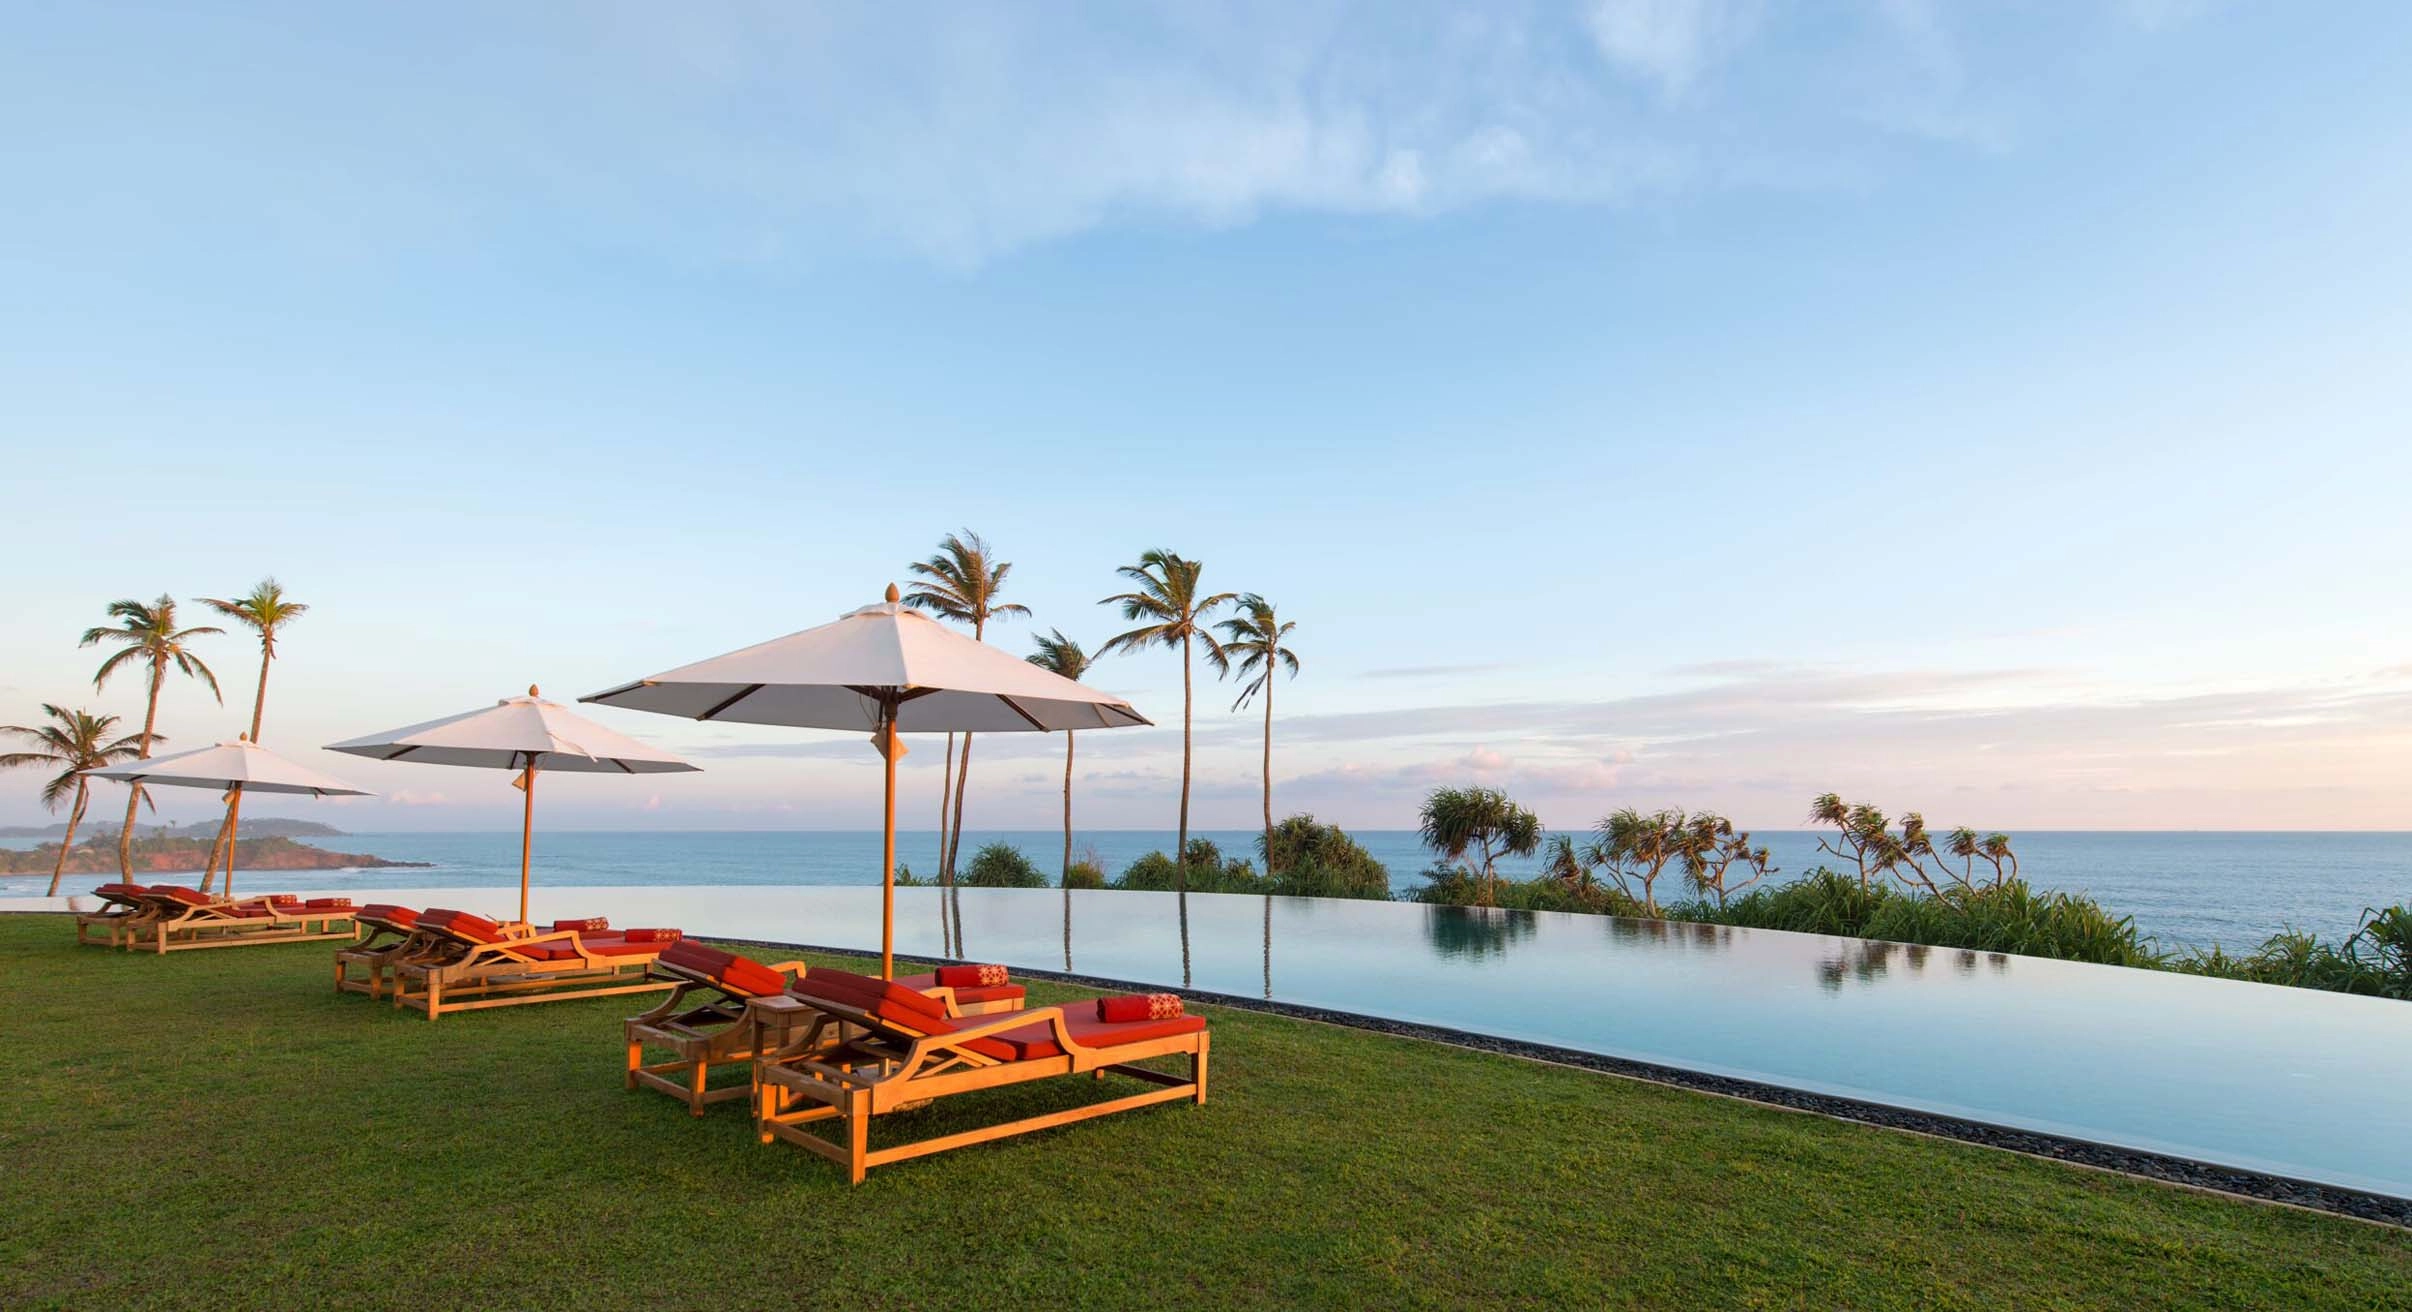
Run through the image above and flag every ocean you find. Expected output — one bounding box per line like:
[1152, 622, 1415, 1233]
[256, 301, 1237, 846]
[10, 827, 2406, 952]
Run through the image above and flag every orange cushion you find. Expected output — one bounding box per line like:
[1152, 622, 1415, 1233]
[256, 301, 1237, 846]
[718, 954, 788, 998]
[358, 904, 419, 929]
[423, 909, 507, 943]
[981, 1012, 1209, 1061]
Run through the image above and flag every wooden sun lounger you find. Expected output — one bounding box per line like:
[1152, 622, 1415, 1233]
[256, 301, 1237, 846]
[125, 886, 361, 954]
[750, 970, 1208, 1183]
[625, 943, 1028, 1116]
[75, 883, 158, 948]
[333, 904, 447, 999]
[389, 909, 678, 1019]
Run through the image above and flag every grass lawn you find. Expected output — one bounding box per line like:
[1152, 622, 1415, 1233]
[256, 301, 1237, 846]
[2, 914, 2405, 1309]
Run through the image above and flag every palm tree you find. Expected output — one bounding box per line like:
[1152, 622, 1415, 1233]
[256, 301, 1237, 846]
[0, 706, 148, 894]
[1594, 807, 1688, 916]
[1099, 549, 1234, 892]
[1417, 786, 1540, 907]
[82, 596, 221, 876]
[1025, 630, 1092, 887]
[196, 579, 307, 891]
[902, 530, 1029, 898]
[1208, 594, 1300, 873]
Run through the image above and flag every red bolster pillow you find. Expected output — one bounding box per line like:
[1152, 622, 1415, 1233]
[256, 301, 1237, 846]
[1096, 993, 1183, 1023]
[304, 897, 353, 909]
[268, 894, 303, 906]
[550, 917, 609, 933]
[935, 963, 1009, 988]
[620, 928, 682, 943]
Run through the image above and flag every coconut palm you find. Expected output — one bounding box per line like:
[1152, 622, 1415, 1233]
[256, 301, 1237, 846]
[82, 596, 221, 876]
[1417, 786, 1540, 907]
[195, 579, 308, 891]
[1208, 594, 1300, 873]
[1025, 630, 1092, 886]
[902, 530, 1029, 899]
[0, 706, 149, 894]
[1099, 549, 1233, 893]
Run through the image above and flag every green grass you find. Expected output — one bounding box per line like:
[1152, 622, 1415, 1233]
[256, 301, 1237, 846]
[2, 915, 2405, 1310]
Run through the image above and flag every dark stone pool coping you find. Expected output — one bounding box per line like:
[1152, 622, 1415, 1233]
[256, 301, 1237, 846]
[722, 935, 2412, 1229]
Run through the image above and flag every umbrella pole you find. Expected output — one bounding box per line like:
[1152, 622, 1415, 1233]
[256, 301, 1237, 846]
[519, 763, 536, 927]
[225, 784, 244, 897]
[881, 703, 898, 980]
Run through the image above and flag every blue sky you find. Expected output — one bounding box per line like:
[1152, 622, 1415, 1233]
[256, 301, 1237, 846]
[5, 2, 2410, 834]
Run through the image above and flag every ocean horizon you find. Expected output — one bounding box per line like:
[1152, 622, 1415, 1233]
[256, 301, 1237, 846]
[14, 826, 2407, 953]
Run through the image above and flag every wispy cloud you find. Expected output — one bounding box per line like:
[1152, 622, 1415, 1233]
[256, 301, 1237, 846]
[1583, 0, 1762, 96]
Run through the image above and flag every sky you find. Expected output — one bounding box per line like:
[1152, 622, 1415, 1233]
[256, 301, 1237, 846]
[4, 2, 2410, 835]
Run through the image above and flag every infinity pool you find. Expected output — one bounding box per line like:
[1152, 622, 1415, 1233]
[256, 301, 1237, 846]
[23, 883, 2411, 1198]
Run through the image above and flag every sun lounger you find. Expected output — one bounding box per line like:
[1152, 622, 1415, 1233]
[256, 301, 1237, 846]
[625, 943, 1029, 1115]
[124, 886, 360, 954]
[388, 909, 679, 1018]
[75, 882, 157, 948]
[332, 904, 441, 999]
[751, 969, 1208, 1182]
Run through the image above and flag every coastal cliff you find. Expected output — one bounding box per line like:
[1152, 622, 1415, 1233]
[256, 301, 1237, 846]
[0, 835, 427, 876]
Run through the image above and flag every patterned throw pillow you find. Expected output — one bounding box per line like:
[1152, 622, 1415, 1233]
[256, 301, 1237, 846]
[1095, 993, 1184, 1023]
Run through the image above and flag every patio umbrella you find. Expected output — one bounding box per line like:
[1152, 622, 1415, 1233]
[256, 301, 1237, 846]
[85, 737, 370, 897]
[582, 585, 1150, 978]
[325, 687, 698, 924]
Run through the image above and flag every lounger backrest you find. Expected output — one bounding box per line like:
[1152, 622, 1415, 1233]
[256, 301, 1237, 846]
[419, 908, 510, 944]
[791, 967, 957, 1039]
[656, 941, 788, 999]
[154, 886, 214, 907]
[358, 904, 420, 931]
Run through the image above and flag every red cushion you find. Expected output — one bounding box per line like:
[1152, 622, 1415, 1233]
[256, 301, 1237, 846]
[515, 942, 583, 962]
[979, 1012, 1210, 1061]
[304, 897, 353, 910]
[619, 928, 682, 943]
[804, 967, 947, 1021]
[359, 904, 419, 929]
[422, 909, 508, 943]
[1097, 993, 1184, 1023]
[579, 936, 662, 957]
[897, 972, 1026, 1008]
[268, 894, 303, 907]
[657, 941, 736, 982]
[550, 917, 609, 933]
[718, 954, 789, 998]
[156, 886, 213, 907]
[96, 882, 147, 897]
[935, 963, 1010, 988]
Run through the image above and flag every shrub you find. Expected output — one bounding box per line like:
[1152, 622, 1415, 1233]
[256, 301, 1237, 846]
[961, 842, 1046, 888]
[1113, 838, 1263, 893]
[1259, 815, 1391, 900]
[1062, 859, 1106, 890]
[892, 863, 931, 887]
[1415, 866, 1645, 916]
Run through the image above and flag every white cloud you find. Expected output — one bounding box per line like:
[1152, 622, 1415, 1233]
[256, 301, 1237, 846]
[1583, 0, 1760, 95]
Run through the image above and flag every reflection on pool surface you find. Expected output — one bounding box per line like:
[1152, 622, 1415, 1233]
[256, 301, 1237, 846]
[26, 882, 2412, 1198]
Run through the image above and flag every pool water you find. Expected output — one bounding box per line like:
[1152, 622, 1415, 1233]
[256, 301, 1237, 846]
[19, 882, 2410, 1199]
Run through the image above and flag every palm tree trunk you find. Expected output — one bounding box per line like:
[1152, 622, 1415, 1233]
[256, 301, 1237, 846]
[203, 643, 274, 892]
[1260, 678, 1274, 875]
[947, 732, 974, 881]
[1177, 631, 1192, 895]
[1061, 731, 1075, 883]
[936, 732, 954, 954]
[48, 783, 88, 896]
[117, 660, 164, 878]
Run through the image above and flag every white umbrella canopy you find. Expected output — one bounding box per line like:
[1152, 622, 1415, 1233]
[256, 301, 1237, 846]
[583, 587, 1151, 977]
[85, 738, 370, 897]
[326, 687, 699, 923]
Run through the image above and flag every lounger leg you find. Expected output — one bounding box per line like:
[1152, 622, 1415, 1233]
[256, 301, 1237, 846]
[690, 1058, 710, 1116]
[626, 1039, 642, 1091]
[1194, 1033, 1210, 1106]
[425, 974, 442, 1020]
[847, 1088, 870, 1185]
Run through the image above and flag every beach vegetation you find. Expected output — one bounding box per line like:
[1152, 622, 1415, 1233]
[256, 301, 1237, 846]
[1098, 549, 1234, 895]
[962, 841, 1047, 888]
[80, 595, 222, 878]
[1257, 814, 1388, 900]
[196, 578, 307, 891]
[1415, 786, 1540, 907]
[0, 706, 149, 894]
[904, 529, 1030, 902]
[1026, 628, 1093, 897]
[1208, 594, 1299, 872]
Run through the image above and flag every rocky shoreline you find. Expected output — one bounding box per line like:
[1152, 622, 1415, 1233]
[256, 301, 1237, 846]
[0, 835, 428, 877]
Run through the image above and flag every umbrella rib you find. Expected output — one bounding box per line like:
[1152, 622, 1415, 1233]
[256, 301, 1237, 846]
[382, 746, 420, 761]
[698, 684, 766, 721]
[995, 695, 1048, 731]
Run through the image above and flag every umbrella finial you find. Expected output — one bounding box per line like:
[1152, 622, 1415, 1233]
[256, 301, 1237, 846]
[529, 683, 540, 697]
[885, 582, 900, 603]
